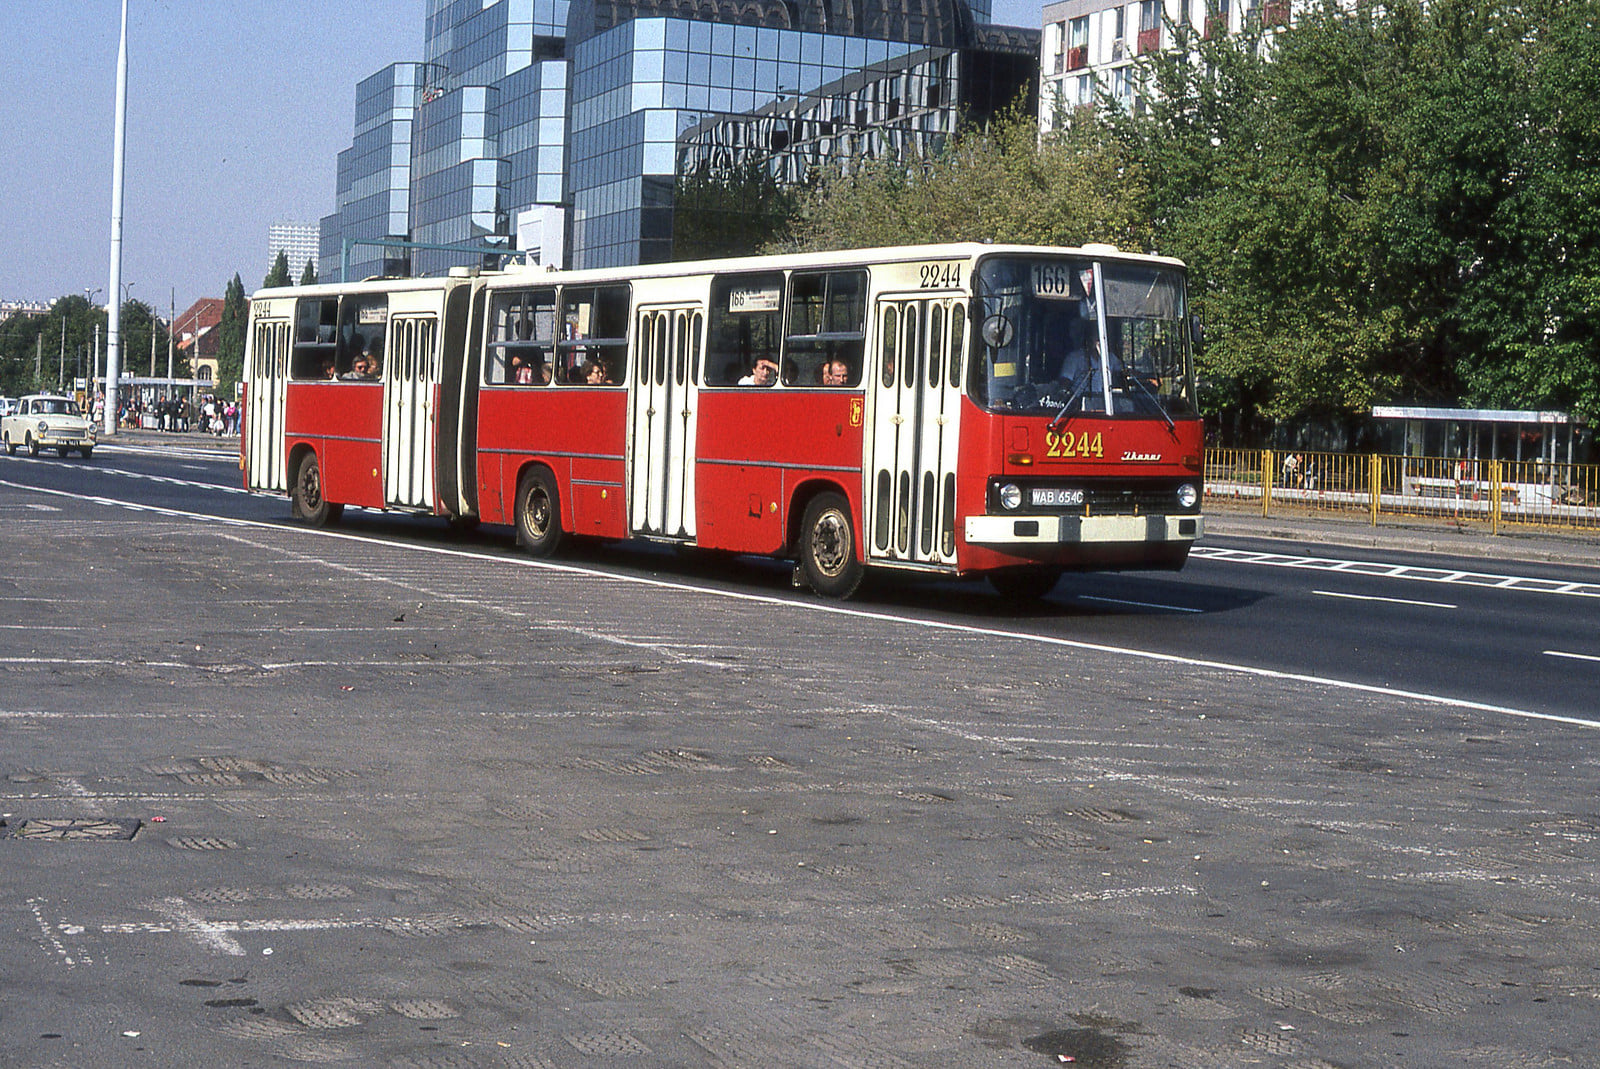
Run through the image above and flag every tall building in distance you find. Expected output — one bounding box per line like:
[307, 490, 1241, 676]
[317, 0, 1039, 277]
[267, 221, 320, 281]
[1038, 0, 1289, 129]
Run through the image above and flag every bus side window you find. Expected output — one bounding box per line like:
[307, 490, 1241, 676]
[291, 297, 339, 378]
[338, 294, 388, 377]
[707, 272, 784, 386]
[488, 289, 557, 384]
[557, 284, 629, 385]
[783, 270, 866, 387]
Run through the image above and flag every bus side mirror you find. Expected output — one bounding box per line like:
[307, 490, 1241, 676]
[1189, 315, 1203, 348]
[981, 314, 1014, 349]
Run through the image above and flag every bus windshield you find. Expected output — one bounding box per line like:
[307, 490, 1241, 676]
[968, 256, 1195, 418]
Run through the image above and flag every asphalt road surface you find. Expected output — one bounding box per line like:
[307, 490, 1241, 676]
[2, 437, 1598, 1068]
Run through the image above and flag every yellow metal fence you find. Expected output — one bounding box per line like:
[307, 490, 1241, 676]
[1205, 449, 1600, 535]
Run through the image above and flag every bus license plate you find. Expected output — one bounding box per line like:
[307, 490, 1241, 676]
[1031, 488, 1084, 507]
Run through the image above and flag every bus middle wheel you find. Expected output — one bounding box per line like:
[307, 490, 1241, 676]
[799, 491, 863, 599]
[515, 469, 564, 557]
[290, 452, 342, 527]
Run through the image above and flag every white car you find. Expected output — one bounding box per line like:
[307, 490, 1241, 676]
[2, 394, 97, 459]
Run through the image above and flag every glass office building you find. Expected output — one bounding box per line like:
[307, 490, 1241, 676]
[318, 0, 1035, 274]
[565, 0, 1037, 269]
[318, 63, 422, 282]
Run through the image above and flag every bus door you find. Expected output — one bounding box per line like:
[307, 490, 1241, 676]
[382, 315, 440, 509]
[628, 304, 702, 539]
[245, 312, 292, 492]
[867, 296, 965, 565]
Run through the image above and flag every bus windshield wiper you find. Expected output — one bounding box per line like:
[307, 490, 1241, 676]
[1046, 373, 1091, 434]
[1121, 370, 1175, 430]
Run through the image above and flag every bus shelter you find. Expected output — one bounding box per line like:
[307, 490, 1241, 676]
[1371, 406, 1586, 466]
[1371, 405, 1591, 510]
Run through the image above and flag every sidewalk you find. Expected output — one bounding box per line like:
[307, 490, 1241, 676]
[103, 426, 240, 455]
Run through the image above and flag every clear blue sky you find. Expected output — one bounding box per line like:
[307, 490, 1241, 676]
[0, 0, 1043, 315]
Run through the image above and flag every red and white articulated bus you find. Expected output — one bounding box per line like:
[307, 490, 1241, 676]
[242, 242, 1203, 599]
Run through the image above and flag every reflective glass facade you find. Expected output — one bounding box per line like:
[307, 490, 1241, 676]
[568, 18, 923, 267]
[319, 63, 421, 282]
[317, 0, 1034, 275]
[409, 0, 572, 275]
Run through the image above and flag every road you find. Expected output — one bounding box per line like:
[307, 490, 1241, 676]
[2, 438, 1599, 1068]
[9, 437, 1598, 725]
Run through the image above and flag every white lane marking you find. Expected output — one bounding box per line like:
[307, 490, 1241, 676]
[1544, 650, 1600, 664]
[30, 899, 81, 968]
[1076, 595, 1204, 614]
[0, 454, 246, 494]
[1313, 590, 1457, 610]
[1191, 545, 1600, 599]
[4, 477, 1595, 730]
[149, 897, 246, 956]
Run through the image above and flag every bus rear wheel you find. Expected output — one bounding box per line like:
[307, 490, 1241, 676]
[799, 492, 863, 599]
[290, 452, 342, 527]
[515, 469, 564, 557]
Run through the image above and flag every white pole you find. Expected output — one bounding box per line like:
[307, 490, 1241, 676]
[167, 288, 175, 402]
[103, 0, 130, 436]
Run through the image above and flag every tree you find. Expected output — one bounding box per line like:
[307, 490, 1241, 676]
[1103, 0, 1600, 434]
[778, 100, 1149, 254]
[263, 250, 292, 289]
[216, 274, 248, 394]
[300, 258, 318, 286]
[672, 160, 803, 261]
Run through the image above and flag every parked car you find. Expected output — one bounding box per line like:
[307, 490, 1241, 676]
[0, 397, 16, 417]
[2, 394, 96, 458]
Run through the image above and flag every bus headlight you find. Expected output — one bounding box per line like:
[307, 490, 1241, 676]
[999, 483, 1023, 510]
[1176, 483, 1198, 510]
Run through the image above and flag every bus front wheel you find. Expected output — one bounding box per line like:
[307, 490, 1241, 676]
[799, 492, 864, 599]
[515, 469, 564, 557]
[290, 452, 342, 527]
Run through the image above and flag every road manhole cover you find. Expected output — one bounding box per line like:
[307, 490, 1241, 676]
[9, 818, 141, 841]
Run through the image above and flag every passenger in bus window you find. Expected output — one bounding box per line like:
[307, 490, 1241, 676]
[512, 355, 534, 384]
[584, 358, 611, 385]
[342, 357, 371, 380]
[822, 357, 850, 386]
[321, 355, 336, 379]
[738, 358, 777, 386]
[365, 337, 383, 378]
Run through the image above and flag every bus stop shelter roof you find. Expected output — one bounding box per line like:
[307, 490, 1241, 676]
[1372, 406, 1578, 425]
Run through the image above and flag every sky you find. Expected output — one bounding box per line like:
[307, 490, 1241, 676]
[0, 0, 1044, 316]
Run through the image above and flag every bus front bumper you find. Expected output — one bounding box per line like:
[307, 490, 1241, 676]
[964, 513, 1202, 547]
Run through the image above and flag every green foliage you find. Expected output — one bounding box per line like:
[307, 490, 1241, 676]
[779, 101, 1149, 253]
[1109, 0, 1600, 425]
[672, 160, 803, 261]
[300, 258, 319, 286]
[0, 294, 142, 396]
[264, 250, 292, 289]
[216, 273, 247, 394]
[113, 299, 172, 380]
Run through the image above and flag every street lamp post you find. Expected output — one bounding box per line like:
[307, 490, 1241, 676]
[103, 0, 130, 436]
